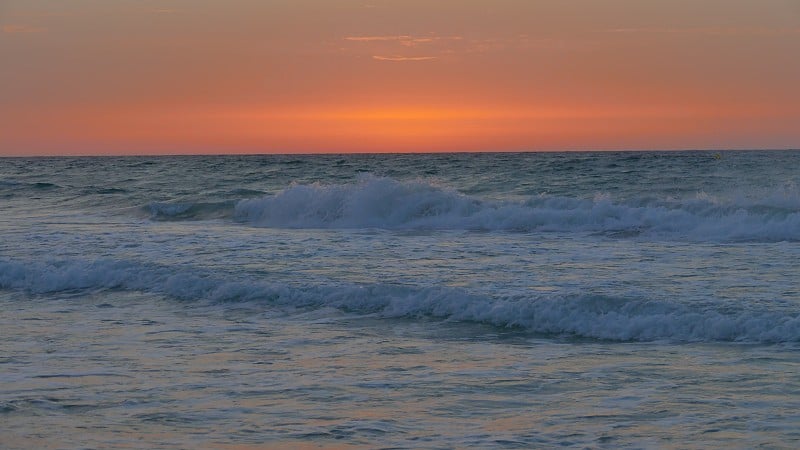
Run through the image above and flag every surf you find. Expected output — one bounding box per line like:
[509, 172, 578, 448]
[2, 257, 799, 343]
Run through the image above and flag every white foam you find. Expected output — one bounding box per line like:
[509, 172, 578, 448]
[2, 258, 798, 343]
[232, 175, 800, 241]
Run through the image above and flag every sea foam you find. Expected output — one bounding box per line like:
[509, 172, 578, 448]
[228, 175, 800, 241]
[2, 258, 798, 343]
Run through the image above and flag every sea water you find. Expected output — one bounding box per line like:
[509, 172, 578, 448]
[1, 151, 799, 448]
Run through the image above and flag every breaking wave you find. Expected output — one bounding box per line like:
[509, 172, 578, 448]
[230, 175, 800, 241]
[2, 258, 799, 343]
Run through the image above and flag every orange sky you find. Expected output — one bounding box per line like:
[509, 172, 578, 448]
[1, 0, 799, 155]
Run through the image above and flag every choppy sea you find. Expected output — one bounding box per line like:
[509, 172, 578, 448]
[2, 151, 799, 448]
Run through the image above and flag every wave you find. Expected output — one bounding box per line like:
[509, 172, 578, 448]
[232, 175, 800, 241]
[2, 258, 799, 343]
[87, 186, 128, 195]
[0, 179, 128, 201]
[147, 200, 236, 221]
[137, 175, 800, 241]
[0, 180, 62, 191]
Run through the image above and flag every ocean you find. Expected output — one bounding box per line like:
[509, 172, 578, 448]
[1, 151, 799, 448]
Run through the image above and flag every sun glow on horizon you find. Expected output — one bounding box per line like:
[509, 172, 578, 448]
[0, 0, 798, 155]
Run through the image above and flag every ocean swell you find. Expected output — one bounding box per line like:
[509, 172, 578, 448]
[147, 200, 236, 221]
[2, 258, 798, 343]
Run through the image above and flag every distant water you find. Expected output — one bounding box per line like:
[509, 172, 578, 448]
[2, 151, 799, 448]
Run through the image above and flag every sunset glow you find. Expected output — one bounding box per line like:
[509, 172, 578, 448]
[1, 0, 798, 155]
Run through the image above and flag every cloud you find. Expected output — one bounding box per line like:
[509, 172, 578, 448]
[342, 32, 578, 60]
[603, 27, 800, 36]
[2, 24, 46, 34]
[345, 35, 411, 42]
[341, 33, 582, 60]
[345, 35, 462, 47]
[372, 55, 438, 62]
[343, 34, 463, 61]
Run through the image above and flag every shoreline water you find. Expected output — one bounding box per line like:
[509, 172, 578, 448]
[2, 151, 799, 447]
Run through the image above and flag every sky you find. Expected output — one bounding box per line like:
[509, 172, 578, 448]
[1, 0, 799, 155]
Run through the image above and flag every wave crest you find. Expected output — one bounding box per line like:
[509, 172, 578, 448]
[235, 176, 482, 229]
[232, 175, 800, 241]
[2, 258, 799, 343]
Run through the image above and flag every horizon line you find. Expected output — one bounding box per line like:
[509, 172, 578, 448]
[1, 148, 797, 158]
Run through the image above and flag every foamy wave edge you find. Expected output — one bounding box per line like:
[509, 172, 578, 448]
[2, 258, 799, 343]
[223, 175, 800, 241]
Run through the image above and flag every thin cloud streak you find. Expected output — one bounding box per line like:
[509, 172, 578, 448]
[345, 35, 462, 47]
[2, 24, 46, 34]
[345, 35, 412, 42]
[343, 34, 463, 60]
[372, 55, 438, 61]
[604, 27, 800, 36]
